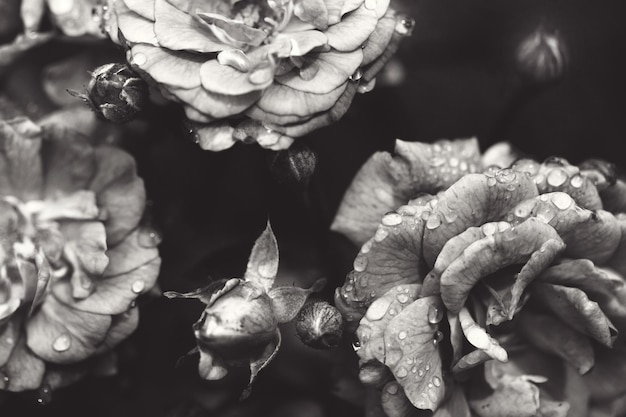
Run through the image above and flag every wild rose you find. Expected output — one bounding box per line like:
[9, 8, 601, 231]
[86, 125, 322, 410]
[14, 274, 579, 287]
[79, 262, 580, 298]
[20, 0, 108, 37]
[332, 138, 626, 416]
[104, 0, 412, 150]
[165, 223, 323, 396]
[0, 117, 161, 393]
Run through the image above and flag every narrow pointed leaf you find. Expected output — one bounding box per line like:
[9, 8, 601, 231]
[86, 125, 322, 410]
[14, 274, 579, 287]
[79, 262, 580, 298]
[244, 223, 279, 292]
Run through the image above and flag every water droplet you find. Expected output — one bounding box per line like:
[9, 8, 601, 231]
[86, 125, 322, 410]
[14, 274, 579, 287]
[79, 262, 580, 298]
[395, 16, 415, 36]
[366, 298, 391, 321]
[570, 175, 584, 188]
[459, 161, 468, 172]
[534, 174, 546, 185]
[36, 384, 53, 405]
[495, 169, 517, 183]
[544, 156, 568, 167]
[433, 330, 444, 345]
[138, 228, 163, 248]
[481, 223, 497, 236]
[514, 205, 531, 219]
[398, 331, 407, 340]
[418, 368, 425, 377]
[428, 305, 443, 324]
[425, 364, 430, 371]
[425, 215, 441, 230]
[547, 168, 568, 187]
[551, 193, 573, 210]
[52, 334, 71, 352]
[382, 212, 403, 227]
[396, 367, 408, 378]
[132, 53, 147, 66]
[352, 340, 361, 352]
[349, 68, 363, 82]
[486, 177, 497, 187]
[386, 383, 399, 394]
[353, 255, 368, 272]
[0, 372, 9, 388]
[361, 240, 373, 254]
[396, 294, 409, 304]
[536, 205, 556, 223]
[430, 157, 445, 167]
[432, 376, 441, 387]
[443, 209, 458, 223]
[369, 290, 377, 298]
[389, 308, 396, 316]
[131, 280, 146, 294]
[374, 227, 389, 242]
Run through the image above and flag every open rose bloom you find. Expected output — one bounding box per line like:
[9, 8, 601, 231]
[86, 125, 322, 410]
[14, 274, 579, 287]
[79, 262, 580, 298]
[0, 117, 160, 393]
[104, 0, 411, 150]
[332, 138, 626, 416]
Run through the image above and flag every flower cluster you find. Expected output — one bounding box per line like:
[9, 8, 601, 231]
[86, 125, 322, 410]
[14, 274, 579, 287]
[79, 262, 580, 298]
[332, 138, 626, 416]
[104, 0, 412, 150]
[165, 224, 323, 397]
[0, 117, 160, 393]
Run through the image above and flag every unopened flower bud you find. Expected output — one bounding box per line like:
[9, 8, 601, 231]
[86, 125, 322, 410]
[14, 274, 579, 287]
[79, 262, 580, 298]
[516, 26, 567, 83]
[295, 301, 344, 349]
[70, 63, 148, 123]
[268, 142, 318, 188]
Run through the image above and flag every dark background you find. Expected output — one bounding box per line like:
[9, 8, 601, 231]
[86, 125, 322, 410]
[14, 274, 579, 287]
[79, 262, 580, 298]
[1, 0, 626, 415]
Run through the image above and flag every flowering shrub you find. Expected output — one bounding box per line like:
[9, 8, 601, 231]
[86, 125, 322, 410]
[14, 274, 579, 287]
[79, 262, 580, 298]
[104, 0, 412, 150]
[332, 138, 626, 416]
[0, 117, 160, 393]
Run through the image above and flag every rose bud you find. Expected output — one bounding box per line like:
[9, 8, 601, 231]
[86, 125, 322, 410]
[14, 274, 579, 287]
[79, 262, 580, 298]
[295, 301, 344, 349]
[515, 26, 567, 83]
[268, 142, 318, 188]
[69, 63, 148, 124]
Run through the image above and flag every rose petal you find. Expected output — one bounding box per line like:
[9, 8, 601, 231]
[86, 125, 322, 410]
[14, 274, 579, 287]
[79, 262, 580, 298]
[193, 122, 237, 151]
[129, 43, 204, 89]
[115, 0, 158, 45]
[440, 218, 563, 315]
[0, 118, 44, 200]
[0, 335, 45, 391]
[0, 319, 18, 367]
[97, 174, 146, 246]
[52, 257, 161, 315]
[600, 179, 626, 213]
[196, 12, 267, 47]
[121, 0, 155, 20]
[336, 204, 429, 321]
[243, 222, 279, 292]
[256, 81, 347, 118]
[423, 169, 539, 266]
[534, 161, 602, 210]
[332, 138, 481, 246]
[97, 308, 139, 352]
[608, 214, 626, 277]
[167, 85, 259, 118]
[89, 145, 138, 193]
[268, 279, 324, 323]
[200, 59, 270, 96]
[244, 330, 281, 397]
[383, 296, 445, 411]
[272, 30, 328, 57]
[294, 0, 329, 30]
[154, 0, 225, 52]
[583, 345, 626, 401]
[276, 49, 362, 94]
[361, 10, 396, 66]
[325, 3, 378, 51]
[26, 296, 111, 364]
[533, 283, 617, 347]
[519, 311, 594, 375]
[469, 371, 542, 417]
[40, 125, 96, 197]
[62, 221, 108, 276]
[380, 381, 419, 417]
[356, 284, 421, 367]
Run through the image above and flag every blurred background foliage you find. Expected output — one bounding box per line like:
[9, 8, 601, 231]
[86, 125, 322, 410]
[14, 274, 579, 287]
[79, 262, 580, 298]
[1, 0, 626, 415]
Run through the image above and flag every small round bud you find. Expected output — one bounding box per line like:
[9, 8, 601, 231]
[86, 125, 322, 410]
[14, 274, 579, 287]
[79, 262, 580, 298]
[516, 26, 567, 83]
[295, 301, 344, 349]
[268, 142, 318, 188]
[70, 63, 148, 123]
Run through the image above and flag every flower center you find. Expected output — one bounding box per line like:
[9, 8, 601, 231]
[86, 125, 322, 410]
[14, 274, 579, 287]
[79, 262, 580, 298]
[232, 0, 292, 32]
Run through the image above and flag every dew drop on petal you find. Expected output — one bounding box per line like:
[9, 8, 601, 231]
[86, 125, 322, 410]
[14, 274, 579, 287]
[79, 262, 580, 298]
[52, 334, 71, 352]
[352, 340, 362, 352]
[374, 227, 389, 242]
[487, 177, 497, 187]
[353, 255, 368, 272]
[433, 330, 444, 345]
[551, 193, 573, 210]
[131, 280, 146, 294]
[481, 223, 497, 236]
[382, 212, 403, 227]
[426, 215, 442, 230]
[138, 228, 163, 248]
[418, 368, 425, 377]
[361, 240, 373, 254]
[428, 305, 443, 324]
[570, 175, 584, 188]
[36, 384, 53, 405]
[396, 294, 409, 304]
[547, 168, 568, 187]
[366, 299, 390, 321]
[432, 376, 441, 387]
[396, 367, 408, 378]
[398, 331, 407, 340]
[1, 372, 9, 387]
[495, 169, 517, 183]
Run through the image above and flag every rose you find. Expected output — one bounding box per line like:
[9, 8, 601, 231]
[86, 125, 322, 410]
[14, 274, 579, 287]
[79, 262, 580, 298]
[104, 0, 412, 150]
[0, 116, 160, 394]
[165, 223, 324, 397]
[331, 138, 626, 416]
